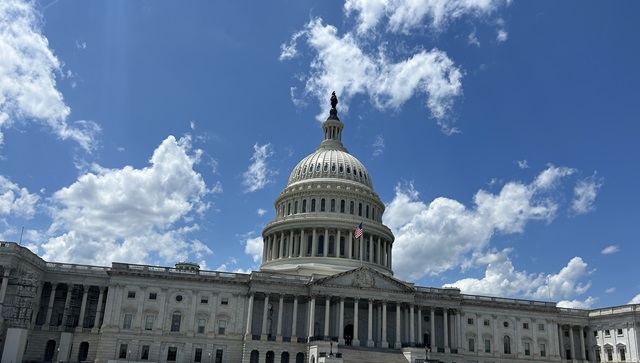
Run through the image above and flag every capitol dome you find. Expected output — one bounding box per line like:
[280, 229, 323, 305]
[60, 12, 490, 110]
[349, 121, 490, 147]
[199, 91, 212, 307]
[260, 93, 395, 276]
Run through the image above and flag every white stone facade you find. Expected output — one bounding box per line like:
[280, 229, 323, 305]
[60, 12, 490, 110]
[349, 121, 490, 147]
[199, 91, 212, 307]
[0, 99, 639, 363]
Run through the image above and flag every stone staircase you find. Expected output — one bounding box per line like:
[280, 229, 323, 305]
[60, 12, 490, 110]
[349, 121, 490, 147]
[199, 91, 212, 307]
[337, 345, 409, 363]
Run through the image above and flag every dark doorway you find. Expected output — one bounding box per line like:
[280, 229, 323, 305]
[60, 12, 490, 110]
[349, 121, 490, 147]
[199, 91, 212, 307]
[424, 332, 430, 348]
[266, 351, 275, 363]
[78, 342, 89, 362]
[344, 324, 354, 346]
[44, 340, 56, 362]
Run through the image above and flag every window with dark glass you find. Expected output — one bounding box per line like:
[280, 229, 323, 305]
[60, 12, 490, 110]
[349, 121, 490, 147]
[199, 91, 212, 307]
[201, 297, 209, 304]
[540, 343, 546, 357]
[317, 235, 324, 255]
[194, 348, 202, 362]
[485, 339, 491, 353]
[294, 201, 298, 213]
[311, 199, 316, 212]
[358, 203, 362, 216]
[123, 313, 132, 329]
[145, 315, 154, 330]
[349, 201, 354, 214]
[171, 312, 181, 332]
[127, 291, 136, 298]
[119, 344, 128, 359]
[330, 199, 335, 212]
[141, 345, 149, 360]
[167, 347, 177, 362]
[340, 200, 345, 213]
[215, 349, 223, 363]
[468, 338, 475, 352]
[320, 198, 325, 212]
[218, 319, 227, 335]
[149, 292, 157, 300]
[302, 200, 307, 213]
[197, 318, 206, 333]
[504, 336, 511, 354]
[328, 236, 335, 256]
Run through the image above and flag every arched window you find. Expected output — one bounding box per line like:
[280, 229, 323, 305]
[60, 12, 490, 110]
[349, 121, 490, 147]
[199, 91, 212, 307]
[294, 201, 298, 214]
[78, 342, 89, 362]
[171, 311, 182, 332]
[266, 351, 275, 363]
[350, 201, 354, 214]
[250, 350, 259, 363]
[44, 340, 56, 362]
[287, 203, 291, 215]
[311, 199, 316, 212]
[372, 207, 375, 221]
[340, 200, 345, 213]
[358, 203, 362, 216]
[317, 235, 324, 256]
[302, 200, 307, 213]
[296, 352, 305, 363]
[320, 198, 325, 212]
[366, 205, 369, 218]
[504, 336, 511, 354]
[307, 235, 313, 255]
[339, 236, 345, 257]
[330, 199, 335, 212]
[281, 352, 290, 363]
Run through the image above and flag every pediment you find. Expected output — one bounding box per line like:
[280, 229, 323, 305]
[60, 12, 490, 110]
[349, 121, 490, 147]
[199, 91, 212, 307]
[311, 267, 414, 293]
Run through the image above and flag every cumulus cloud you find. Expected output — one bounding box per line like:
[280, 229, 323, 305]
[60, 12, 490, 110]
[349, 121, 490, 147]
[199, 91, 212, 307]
[600, 245, 619, 255]
[257, 208, 267, 216]
[0, 175, 39, 218]
[571, 174, 603, 214]
[516, 159, 529, 169]
[245, 235, 263, 263]
[242, 143, 276, 193]
[42, 135, 210, 265]
[386, 165, 575, 281]
[496, 29, 508, 42]
[446, 250, 593, 305]
[630, 294, 640, 305]
[0, 0, 99, 150]
[344, 0, 506, 34]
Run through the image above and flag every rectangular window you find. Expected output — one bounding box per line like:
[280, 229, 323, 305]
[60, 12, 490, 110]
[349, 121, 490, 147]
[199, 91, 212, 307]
[119, 344, 128, 359]
[594, 331, 598, 337]
[484, 339, 491, 353]
[605, 329, 610, 337]
[145, 315, 154, 330]
[467, 318, 474, 325]
[220, 298, 229, 305]
[198, 318, 206, 334]
[127, 291, 136, 298]
[484, 319, 490, 326]
[540, 343, 546, 357]
[171, 313, 181, 332]
[523, 322, 529, 329]
[595, 349, 601, 362]
[200, 297, 209, 304]
[149, 292, 157, 300]
[564, 330, 570, 337]
[167, 347, 177, 362]
[620, 348, 626, 361]
[215, 349, 223, 363]
[218, 320, 227, 335]
[194, 348, 203, 362]
[606, 348, 613, 361]
[524, 342, 530, 356]
[468, 338, 475, 352]
[617, 328, 623, 336]
[141, 345, 150, 360]
[123, 313, 132, 329]
[539, 323, 545, 331]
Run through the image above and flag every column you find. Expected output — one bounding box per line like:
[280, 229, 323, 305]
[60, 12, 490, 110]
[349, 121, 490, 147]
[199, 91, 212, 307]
[367, 299, 374, 347]
[336, 230, 341, 258]
[0, 268, 12, 306]
[353, 298, 360, 346]
[262, 239, 268, 262]
[44, 283, 58, 328]
[307, 295, 316, 340]
[456, 310, 462, 352]
[395, 303, 401, 349]
[277, 294, 284, 341]
[359, 235, 364, 261]
[532, 319, 538, 357]
[245, 293, 254, 336]
[430, 309, 436, 349]
[516, 317, 522, 357]
[338, 297, 345, 344]
[301, 229, 306, 256]
[476, 314, 482, 354]
[278, 232, 284, 259]
[289, 230, 294, 257]
[291, 296, 298, 341]
[443, 309, 449, 353]
[261, 294, 270, 338]
[323, 228, 329, 256]
[368, 235, 373, 262]
[312, 229, 317, 257]
[376, 237, 381, 264]
[75, 285, 90, 331]
[60, 284, 73, 330]
[324, 296, 331, 338]
[558, 323, 565, 359]
[417, 306, 423, 346]
[381, 301, 389, 348]
[493, 315, 500, 356]
[552, 321, 560, 357]
[569, 325, 576, 360]
[409, 304, 415, 346]
[93, 286, 105, 331]
[579, 326, 586, 362]
[347, 232, 353, 259]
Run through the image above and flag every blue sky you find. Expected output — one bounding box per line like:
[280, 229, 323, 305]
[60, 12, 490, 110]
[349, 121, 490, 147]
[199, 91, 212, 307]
[1, 0, 639, 309]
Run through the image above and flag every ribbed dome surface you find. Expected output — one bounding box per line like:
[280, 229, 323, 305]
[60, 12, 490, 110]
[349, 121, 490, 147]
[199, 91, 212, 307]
[286, 149, 373, 189]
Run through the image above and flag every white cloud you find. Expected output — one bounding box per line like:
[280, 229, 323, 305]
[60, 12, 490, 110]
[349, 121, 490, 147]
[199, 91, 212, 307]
[468, 30, 480, 47]
[75, 40, 86, 49]
[571, 174, 603, 214]
[496, 29, 508, 42]
[629, 294, 640, 304]
[190, 120, 196, 130]
[516, 159, 529, 169]
[446, 251, 593, 304]
[605, 287, 615, 294]
[42, 135, 210, 265]
[557, 296, 596, 309]
[344, 0, 506, 34]
[0, 175, 39, 218]
[601, 245, 619, 255]
[257, 208, 267, 216]
[372, 135, 385, 156]
[281, 18, 463, 133]
[0, 0, 99, 150]
[242, 143, 276, 193]
[245, 236, 263, 263]
[386, 165, 575, 280]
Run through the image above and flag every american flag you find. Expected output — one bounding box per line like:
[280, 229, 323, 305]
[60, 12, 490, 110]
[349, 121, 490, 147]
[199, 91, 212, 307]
[354, 222, 363, 238]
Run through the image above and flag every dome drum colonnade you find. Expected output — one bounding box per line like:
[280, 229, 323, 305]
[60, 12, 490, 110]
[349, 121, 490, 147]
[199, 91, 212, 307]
[261, 95, 394, 276]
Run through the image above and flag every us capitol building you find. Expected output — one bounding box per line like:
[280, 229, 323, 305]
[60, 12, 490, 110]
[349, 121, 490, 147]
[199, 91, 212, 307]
[0, 95, 638, 363]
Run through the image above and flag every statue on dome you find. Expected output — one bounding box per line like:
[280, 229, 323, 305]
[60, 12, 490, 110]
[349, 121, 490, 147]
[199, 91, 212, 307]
[330, 91, 338, 109]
